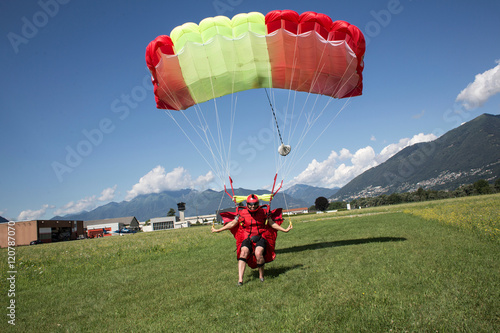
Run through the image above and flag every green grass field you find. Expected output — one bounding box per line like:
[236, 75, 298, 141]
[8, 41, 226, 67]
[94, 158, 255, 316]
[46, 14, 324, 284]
[1, 194, 499, 332]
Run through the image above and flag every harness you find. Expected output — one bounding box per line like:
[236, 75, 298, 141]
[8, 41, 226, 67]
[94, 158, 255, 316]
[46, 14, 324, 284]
[237, 205, 269, 243]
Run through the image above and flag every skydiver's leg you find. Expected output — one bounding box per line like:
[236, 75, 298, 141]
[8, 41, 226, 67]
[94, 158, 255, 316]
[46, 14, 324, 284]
[238, 245, 250, 284]
[255, 245, 265, 281]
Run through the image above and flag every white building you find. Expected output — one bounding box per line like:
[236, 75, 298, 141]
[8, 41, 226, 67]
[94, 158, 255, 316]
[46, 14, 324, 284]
[183, 214, 216, 225]
[142, 216, 190, 232]
[283, 207, 309, 216]
[85, 216, 140, 235]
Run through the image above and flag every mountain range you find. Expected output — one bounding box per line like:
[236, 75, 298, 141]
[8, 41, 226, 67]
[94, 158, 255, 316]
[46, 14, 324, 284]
[52, 187, 314, 222]
[52, 113, 499, 221]
[331, 113, 500, 200]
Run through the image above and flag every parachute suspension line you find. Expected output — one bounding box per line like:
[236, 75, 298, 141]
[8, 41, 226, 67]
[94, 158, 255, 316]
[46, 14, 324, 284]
[292, 63, 330, 154]
[185, 105, 226, 180]
[265, 88, 284, 146]
[266, 88, 291, 158]
[208, 80, 227, 180]
[283, 36, 301, 145]
[224, 93, 238, 177]
[268, 89, 284, 175]
[216, 188, 227, 224]
[287, 97, 352, 178]
[191, 105, 227, 182]
[277, 41, 348, 180]
[184, 54, 230, 187]
[275, 36, 300, 174]
[224, 56, 240, 180]
[164, 110, 225, 186]
[280, 56, 359, 181]
[301, 58, 360, 150]
[155, 68, 184, 113]
[289, 40, 331, 148]
[281, 64, 325, 170]
[156, 64, 227, 185]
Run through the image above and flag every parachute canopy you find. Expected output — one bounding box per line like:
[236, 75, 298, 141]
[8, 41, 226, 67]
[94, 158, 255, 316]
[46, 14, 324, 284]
[146, 10, 365, 110]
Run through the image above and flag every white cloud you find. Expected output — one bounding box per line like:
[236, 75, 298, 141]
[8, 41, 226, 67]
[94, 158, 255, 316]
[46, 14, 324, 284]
[54, 196, 98, 216]
[53, 185, 118, 216]
[377, 133, 437, 163]
[290, 133, 437, 188]
[339, 148, 352, 160]
[370, 135, 377, 141]
[125, 166, 214, 200]
[456, 60, 500, 109]
[99, 185, 117, 201]
[408, 133, 436, 145]
[351, 146, 377, 167]
[17, 205, 50, 221]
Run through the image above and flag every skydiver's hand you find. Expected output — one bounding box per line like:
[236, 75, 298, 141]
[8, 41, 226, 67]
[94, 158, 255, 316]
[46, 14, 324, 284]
[211, 225, 218, 233]
[284, 223, 293, 233]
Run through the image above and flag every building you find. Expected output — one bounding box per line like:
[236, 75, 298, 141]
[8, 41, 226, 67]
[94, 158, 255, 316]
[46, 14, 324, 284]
[0, 220, 85, 248]
[283, 207, 309, 215]
[183, 214, 216, 225]
[142, 216, 190, 232]
[84, 216, 140, 236]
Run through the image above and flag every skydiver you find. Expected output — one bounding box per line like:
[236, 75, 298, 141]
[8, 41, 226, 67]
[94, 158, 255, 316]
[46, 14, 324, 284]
[212, 194, 292, 285]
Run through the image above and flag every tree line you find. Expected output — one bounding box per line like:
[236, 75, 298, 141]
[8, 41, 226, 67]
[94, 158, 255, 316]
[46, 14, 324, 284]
[312, 178, 500, 211]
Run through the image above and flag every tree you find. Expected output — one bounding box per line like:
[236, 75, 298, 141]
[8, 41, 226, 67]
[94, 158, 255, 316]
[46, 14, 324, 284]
[329, 201, 346, 210]
[315, 196, 329, 211]
[387, 192, 402, 205]
[167, 208, 176, 216]
[473, 179, 492, 194]
[495, 178, 500, 192]
[416, 187, 426, 201]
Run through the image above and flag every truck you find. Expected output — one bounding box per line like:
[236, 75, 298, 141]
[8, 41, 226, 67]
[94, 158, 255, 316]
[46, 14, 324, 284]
[87, 227, 111, 238]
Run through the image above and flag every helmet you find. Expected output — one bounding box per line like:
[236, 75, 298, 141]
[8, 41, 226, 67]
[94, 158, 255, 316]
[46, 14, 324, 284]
[246, 194, 260, 212]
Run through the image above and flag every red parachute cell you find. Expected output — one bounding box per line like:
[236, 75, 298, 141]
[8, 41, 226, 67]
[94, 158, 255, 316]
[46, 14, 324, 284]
[145, 35, 195, 110]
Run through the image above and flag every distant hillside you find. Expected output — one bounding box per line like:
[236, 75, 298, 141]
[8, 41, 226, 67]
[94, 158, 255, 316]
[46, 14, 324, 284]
[284, 184, 339, 205]
[332, 113, 500, 201]
[0, 216, 9, 223]
[52, 188, 309, 221]
[52, 114, 499, 220]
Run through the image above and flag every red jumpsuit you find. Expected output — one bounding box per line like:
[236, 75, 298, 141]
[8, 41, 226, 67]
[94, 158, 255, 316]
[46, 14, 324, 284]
[220, 205, 283, 269]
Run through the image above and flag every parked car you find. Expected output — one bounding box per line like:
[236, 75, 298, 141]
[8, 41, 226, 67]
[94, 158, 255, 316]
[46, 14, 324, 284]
[30, 240, 43, 245]
[119, 228, 136, 234]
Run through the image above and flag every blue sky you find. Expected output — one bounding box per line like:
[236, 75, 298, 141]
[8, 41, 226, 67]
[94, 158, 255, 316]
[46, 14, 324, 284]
[1, 0, 499, 221]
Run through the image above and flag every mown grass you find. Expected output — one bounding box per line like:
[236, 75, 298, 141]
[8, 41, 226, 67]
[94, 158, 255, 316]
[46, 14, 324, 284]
[1, 194, 499, 332]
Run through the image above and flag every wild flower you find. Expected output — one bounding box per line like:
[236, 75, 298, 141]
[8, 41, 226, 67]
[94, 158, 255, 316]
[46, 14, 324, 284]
[404, 195, 500, 241]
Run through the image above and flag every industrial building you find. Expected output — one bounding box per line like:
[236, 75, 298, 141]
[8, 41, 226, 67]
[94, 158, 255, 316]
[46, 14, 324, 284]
[141, 216, 189, 232]
[0, 220, 85, 248]
[85, 216, 140, 235]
